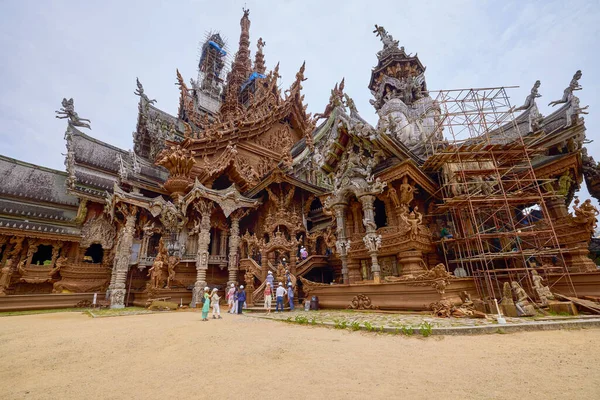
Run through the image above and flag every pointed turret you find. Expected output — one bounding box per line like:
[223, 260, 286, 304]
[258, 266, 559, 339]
[254, 38, 266, 75]
[220, 8, 252, 121]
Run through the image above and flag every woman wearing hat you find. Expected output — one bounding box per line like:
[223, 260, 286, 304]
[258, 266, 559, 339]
[226, 283, 236, 314]
[201, 286, 210, 321]
[210, 288, 222, 319]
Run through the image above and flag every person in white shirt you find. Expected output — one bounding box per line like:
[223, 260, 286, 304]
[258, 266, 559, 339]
[275, 282, 286, 312]
[226, 283, 236, 314]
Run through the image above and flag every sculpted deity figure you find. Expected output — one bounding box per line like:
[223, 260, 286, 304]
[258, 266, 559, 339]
[387, 186, 401, 209]
[531, 270, 555, 306]
[400, 206, 423, 241]
[148, 255, 165, 289]
[556, 171, 574, 196]
[0, 264, 13, 296]
[511, 281, 533, 316]
[166, 255, 180, 289]
[549, 70, 583, 107]
[399, 176, 415, 206]
[501, 282, 514, 306]
[573, 197, 599, 233]
[55, 98, 91, 129]
[134, 78, 157, 105]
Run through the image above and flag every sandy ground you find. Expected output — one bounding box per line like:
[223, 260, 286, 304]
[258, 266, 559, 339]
[0, 311, 599, 400]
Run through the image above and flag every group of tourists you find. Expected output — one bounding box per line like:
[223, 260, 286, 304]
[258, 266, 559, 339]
[263, 271, 295, 314]
[198, 284, 248, 321]
[226, 283, 247, 315]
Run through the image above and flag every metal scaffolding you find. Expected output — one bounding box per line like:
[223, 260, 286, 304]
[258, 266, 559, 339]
[422, 87, 577, 304]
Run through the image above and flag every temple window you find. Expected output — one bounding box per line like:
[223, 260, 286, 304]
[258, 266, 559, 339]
[31, 244, 53, 265]
[374, 198, 388, 229]
[84, 244, 104, 264]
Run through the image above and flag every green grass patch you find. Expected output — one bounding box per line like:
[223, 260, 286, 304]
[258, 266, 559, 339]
[86, 307, 151, 318]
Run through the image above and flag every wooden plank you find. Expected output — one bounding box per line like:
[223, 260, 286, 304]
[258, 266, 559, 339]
[554, 294, 600, 315]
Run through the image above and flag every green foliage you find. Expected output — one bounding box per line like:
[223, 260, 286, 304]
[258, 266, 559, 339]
[350, 321, 361, 331]
[294, 315, 309, 324]
[363, 321, 374, 332]
[285, 316, 292, 323]
[419, 321, 433, 337]
[310, 317, 317, 325]
[401, 325, 414, 336]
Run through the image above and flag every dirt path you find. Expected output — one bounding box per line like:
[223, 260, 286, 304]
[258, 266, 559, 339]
[0, 311, 598, 400]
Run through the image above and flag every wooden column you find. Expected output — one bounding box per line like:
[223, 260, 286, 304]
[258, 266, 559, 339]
[110, 205, 137, 309]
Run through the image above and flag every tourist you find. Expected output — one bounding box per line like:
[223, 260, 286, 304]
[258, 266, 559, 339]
[300, 246, 308, 260]
[201, 286, 210, 321]
[285, 269, 292, 285]
[226, 283, 236, 314]
[264, 282, 273, 314]
[275, 282, 286, 312]
[287, 282, 295, 311]
[232, 286, 239, 314]
[210, 288, 222, 319]
[237, 285, 246, 314]
[266, 270, 274, 289]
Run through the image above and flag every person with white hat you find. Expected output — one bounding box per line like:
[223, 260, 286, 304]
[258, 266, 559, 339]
[201, 286, 210, 321]
[237, 285, 246, 314]
[264, 282, 273, 314]
[275, 282, 286, 312]
[226, 283, 236, 314]
[210, 288, 222, 319]
[266, 270, 274, 290]
[287, 282, 295, 311]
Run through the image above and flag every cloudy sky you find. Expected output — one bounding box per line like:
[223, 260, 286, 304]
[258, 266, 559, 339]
[1, 0, 598, 197]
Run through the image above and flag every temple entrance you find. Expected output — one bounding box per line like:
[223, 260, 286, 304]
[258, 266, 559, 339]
[84, 244, 104, 263]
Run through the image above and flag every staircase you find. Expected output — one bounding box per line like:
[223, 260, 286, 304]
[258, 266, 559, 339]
[295, 255, 329, 277]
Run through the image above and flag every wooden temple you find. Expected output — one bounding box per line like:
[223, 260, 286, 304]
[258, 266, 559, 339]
[1, 10, 598, 313]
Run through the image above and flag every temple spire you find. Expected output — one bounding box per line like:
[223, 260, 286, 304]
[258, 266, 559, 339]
[220, 8, 252, 121]
[254, 38, 266, 75]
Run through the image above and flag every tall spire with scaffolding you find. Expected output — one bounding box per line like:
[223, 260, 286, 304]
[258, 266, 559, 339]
[220, 8, 252, 121]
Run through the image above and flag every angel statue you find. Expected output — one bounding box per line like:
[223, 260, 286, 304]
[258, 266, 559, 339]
[549, 70, 582, 107]
[55, 98, 91, 129]
[134, 78, 157, 105]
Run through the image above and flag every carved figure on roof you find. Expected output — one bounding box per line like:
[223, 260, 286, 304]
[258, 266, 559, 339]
[314, 79, 345, 120]
[557, 171, 574, 197]
[565, 95, 589, 127]
[573, 197, 599, 234]
[399, 176, 415, 206]
[515, 80, 541, 112]
[387, 186, 401, 209]
[549, 70, 582, 107]
[56, 98, 91, 129]
[373, 24, 400, 53]
[134, 78, 157, 105]
[400, 205, 423, 241]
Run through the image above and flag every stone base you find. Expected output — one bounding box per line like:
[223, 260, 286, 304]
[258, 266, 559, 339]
[519, 304, 536, 317]
[567, 248, 597, 273]
[548, 301, 578, 316]
[474, 300, 492, 314]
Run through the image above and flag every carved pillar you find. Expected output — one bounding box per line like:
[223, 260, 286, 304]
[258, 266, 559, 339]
[260, 248, 269, 280]
[220, 230, 228, 256]
[110, 206, 137, 309]
[227, 213, 242, 286]
[192, 201, 213, 307]
[332, 203, 350, 284]
[290, 253, 297, 275]
[210, 229, 218, 255]
[359, 195, 382, 284]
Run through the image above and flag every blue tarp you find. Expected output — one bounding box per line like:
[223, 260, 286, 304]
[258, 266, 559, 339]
[207, 41, 227, 56]
[240, 71, 267, 91]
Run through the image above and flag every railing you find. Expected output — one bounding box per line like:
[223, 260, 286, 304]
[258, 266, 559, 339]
[240, 258, 262, 280]
[295, 255, 329, 277]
